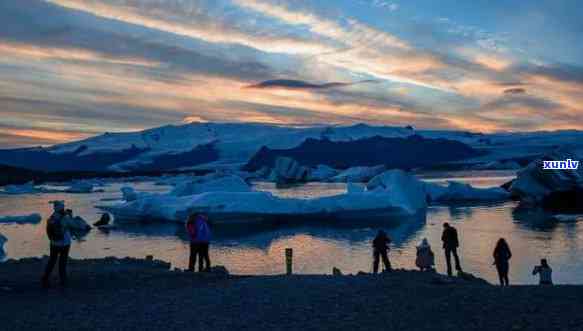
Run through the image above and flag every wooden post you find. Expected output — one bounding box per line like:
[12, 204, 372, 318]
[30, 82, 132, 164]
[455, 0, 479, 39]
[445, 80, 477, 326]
[285, 248, 293, 275]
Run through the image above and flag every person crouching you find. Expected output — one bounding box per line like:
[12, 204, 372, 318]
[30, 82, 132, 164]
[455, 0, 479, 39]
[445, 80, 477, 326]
[415, 238, 435, 271]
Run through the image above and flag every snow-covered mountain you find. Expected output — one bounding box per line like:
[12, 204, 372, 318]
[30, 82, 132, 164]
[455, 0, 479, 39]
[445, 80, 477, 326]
[1, 122, 583, 173]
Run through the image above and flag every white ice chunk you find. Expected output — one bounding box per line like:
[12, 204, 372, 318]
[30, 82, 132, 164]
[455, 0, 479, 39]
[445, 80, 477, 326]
[1, 182, 39, 194]
[0, 213, 42, 224]
[170, 175, 251, 197]
[425, 181, 509, 202]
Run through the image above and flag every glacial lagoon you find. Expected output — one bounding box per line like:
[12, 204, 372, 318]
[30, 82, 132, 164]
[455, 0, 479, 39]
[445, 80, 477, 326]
[1, 170, 582, 285]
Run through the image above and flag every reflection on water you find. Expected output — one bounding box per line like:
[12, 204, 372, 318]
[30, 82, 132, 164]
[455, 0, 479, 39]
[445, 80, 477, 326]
[1, 172, 583, 285]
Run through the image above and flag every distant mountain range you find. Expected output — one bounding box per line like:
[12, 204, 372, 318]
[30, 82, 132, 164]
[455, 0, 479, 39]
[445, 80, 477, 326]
[1, 122, 582, 177]
[244, 135, 481, 171]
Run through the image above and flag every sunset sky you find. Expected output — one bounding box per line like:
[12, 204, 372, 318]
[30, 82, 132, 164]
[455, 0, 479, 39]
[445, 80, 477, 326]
[1, 0, 582, 147]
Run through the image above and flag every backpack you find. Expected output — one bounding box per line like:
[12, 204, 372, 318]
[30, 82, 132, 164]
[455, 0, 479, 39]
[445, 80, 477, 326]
[46, 213, 65, 241]
[196, 220, 211, 243]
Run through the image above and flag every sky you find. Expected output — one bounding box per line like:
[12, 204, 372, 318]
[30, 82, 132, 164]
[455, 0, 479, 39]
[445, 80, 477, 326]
[1, 0, 583, 148]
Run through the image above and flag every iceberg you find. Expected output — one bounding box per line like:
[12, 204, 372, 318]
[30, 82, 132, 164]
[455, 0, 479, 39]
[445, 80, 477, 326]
[551, 214, 583, 223]
[0, 233, 6, 257]
[70, 216, 92, 232]
[1, 182, 39, 195]
[0, 213, 42, 224]
[308, 165, 339, 181]
[367, 170, 510, 203]
[65, 181, 94, 193]
[99, 170, 427, 223]
[331, 165, 386, 183]
[170, 175, 251, 197]
[366, 170, 428, 212]
[121, 186, 140, 202]
[510, 150, 583, 206]
[268, 157, 310, 184]
[424, 181, 510, 202]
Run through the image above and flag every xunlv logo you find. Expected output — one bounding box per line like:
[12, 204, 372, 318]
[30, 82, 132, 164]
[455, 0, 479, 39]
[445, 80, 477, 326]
[542, 159, 580, 170]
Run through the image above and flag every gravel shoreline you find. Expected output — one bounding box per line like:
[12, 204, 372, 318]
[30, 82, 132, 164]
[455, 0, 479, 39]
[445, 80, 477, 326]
[1, 257, 583, 331]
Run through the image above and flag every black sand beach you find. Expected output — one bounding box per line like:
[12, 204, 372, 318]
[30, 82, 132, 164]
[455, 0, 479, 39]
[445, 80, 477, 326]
[1, 257, 583, 331]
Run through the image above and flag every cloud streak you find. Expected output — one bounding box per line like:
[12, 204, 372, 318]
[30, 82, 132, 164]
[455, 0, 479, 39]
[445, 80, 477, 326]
[246, 79, 378, 90]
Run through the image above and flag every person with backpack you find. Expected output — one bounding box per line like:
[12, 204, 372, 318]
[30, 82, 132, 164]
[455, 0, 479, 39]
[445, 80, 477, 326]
[372, 230, 392, 274]
[493, 238, 512, 286]
[41, 201, 75, 288]
[441, 222, 462, 276]
[186, 213, 212, 272]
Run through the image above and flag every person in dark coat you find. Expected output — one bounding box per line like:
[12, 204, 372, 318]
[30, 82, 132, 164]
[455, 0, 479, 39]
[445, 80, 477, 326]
[441, 223, 462, 276]
[372, 230, 392, 273]
[493, 238, 512, 286]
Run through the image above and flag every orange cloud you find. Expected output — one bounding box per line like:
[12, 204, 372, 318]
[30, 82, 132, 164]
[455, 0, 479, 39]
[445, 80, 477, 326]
[4, 128, 90, 142]
[0, 42, 160, 67]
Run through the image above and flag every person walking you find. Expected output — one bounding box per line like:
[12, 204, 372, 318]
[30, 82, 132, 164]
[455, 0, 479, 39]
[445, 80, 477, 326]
[186, 213, 212, 272]
[493, 238, 512, 286]
[415, 238, 435, 271]
[532, 259, 553, 285]
[372, 230, 392, 274]
[441, 223, 462, 276]
[41, 201, 75, 288]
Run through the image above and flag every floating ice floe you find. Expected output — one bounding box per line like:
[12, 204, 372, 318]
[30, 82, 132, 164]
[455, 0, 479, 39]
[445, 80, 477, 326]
[70, 216, 92, 232]
[0, 233, 6, 257]
[120, 186, 152, 202]
[99, 170, 427, 223]
[1, 182, 40, 195]
[170, 175, 251, 197]
[65, 181, 95, 193]
[551, 214, 583, 223]
[367, 170, 510, 203]
[0, 213, 42, 224]
[510, 150, 583, 205]
[424, 181, 510, 202]
[330, 165, 386, 183]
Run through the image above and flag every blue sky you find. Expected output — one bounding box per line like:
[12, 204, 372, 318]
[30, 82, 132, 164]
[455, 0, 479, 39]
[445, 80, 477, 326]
[0, 0, 582, 147]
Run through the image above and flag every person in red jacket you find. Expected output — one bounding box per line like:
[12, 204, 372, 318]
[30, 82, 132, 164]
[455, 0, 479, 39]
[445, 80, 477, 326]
[186, 213, 212, 272]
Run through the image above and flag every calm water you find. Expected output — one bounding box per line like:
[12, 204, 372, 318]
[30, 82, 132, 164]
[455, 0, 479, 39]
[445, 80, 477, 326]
[1, 171, 582, 285]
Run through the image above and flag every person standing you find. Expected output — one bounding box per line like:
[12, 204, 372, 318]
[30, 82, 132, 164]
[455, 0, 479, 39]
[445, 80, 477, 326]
[41, 201, 75, 288]
[532, 259, 553, 285]
[441, 223, 462, 276]
[186, 213, 212, 272]
[493, 238, 512, 286]
[415, 238, 435, 271]
[372, 230, 392, 274]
